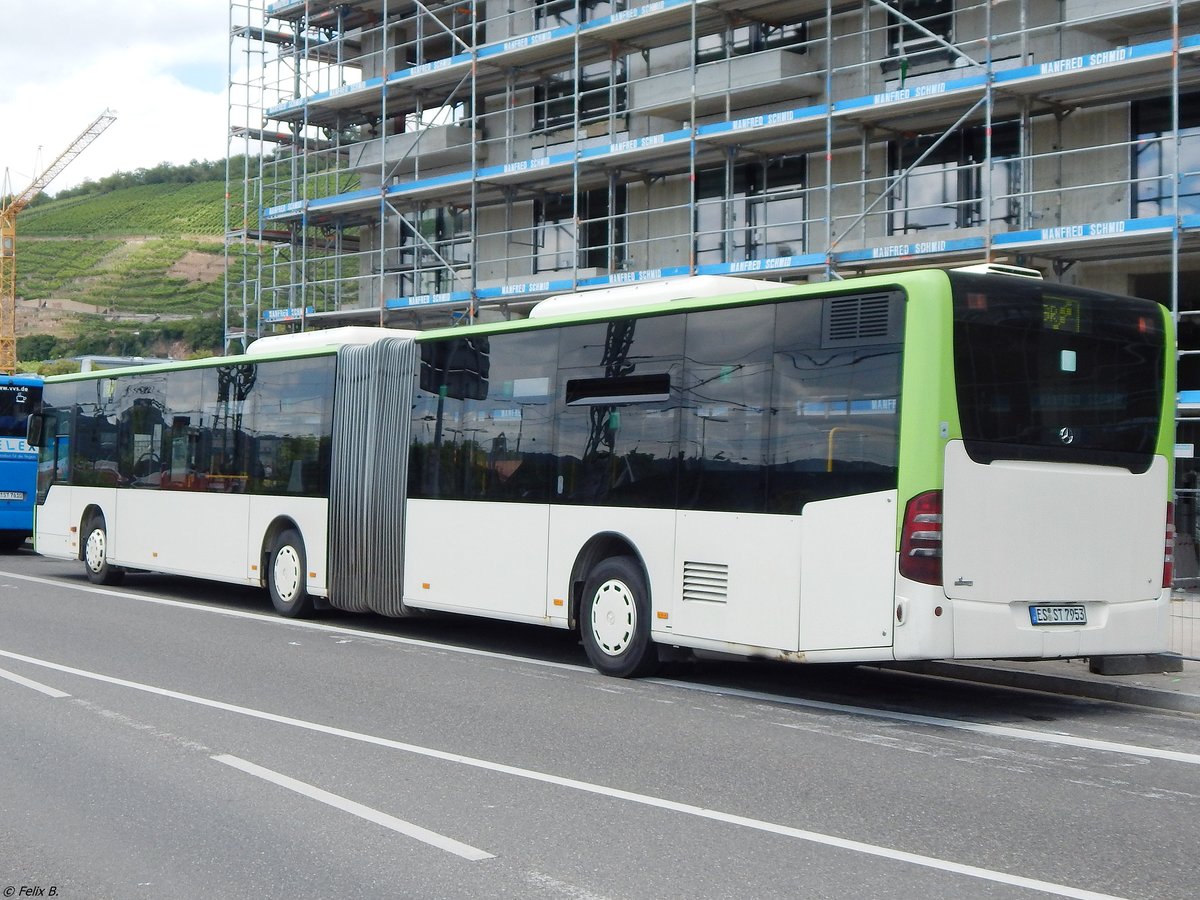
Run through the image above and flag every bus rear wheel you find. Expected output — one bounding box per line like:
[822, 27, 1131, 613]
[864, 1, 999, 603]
[83, 516, 124, 586]
[268, 529, 314, 618]
[580, 555, 658, 678]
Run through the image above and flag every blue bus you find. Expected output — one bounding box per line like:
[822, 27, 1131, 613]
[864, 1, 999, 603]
[0, 374, 42, 550]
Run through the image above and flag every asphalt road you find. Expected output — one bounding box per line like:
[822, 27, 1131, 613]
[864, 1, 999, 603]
[2, 547, 1199, 900]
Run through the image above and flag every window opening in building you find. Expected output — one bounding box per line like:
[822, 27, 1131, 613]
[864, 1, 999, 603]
[888, 123, 1018, 234]
[391, 206, 472, 297]
[885, 0, 953, 72]
[695, 156, 807, 265]
[534, 61, 627, 134]
[535, 187, 627, 273]
[1133, 92, 1200, 219]
[695, 20, 808, 64]
[535, 0, 622, 29]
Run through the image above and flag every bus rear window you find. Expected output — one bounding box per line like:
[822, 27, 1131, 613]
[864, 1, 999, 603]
[0, 381, 41, 438]
[950, 273, 1165, 473]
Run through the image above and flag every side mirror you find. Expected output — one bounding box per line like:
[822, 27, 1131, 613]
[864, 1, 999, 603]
[26, 412, 46, 448]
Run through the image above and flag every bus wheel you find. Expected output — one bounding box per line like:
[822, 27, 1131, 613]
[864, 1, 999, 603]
[83, 516, 124, 586]
[581, 556, 659, 678]
[268, 529, 313, 618]
[0, 534, 25, 552]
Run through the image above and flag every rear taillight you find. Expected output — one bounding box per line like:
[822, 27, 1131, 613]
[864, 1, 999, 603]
[900, 490, 943, 586]
[1164, 503, 1175, 589]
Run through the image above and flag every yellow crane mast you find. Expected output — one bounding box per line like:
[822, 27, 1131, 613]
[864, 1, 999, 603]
[1, 110, 117, 374]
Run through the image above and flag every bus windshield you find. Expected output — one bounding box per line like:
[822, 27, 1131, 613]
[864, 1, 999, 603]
[950, 272, 1165, 473]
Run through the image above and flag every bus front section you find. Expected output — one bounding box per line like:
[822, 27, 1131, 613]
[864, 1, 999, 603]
[897, 272, 1173, 661]
[0, 376, 42, 550]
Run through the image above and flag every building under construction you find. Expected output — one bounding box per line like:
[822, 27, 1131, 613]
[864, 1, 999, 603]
[226, 0, 1197, 321]
[225, 0, 1200, 519]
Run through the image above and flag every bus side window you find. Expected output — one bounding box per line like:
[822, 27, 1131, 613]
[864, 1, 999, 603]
[164, 368, 209, 491]
[679, 305, 774, 513]
[116, 379, 169, 489]
[769, 295, 904, 512]
[555, 317, 683, 508]
[247, 356, 334, 498]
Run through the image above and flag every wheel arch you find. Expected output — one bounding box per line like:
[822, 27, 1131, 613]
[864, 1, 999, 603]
[567, 531, 649, 632]
[259, 516, 303, 588]
[78, 503, 107, 561]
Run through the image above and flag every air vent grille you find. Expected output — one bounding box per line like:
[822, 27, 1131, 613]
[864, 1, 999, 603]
[823, 292, 900, 347]
[682, 561, 729, 604]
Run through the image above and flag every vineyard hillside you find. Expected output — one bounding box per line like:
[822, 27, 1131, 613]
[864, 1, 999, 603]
[12, 177, 236, 369]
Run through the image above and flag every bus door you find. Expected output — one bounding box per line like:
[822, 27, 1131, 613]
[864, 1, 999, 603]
[30, 405, 74, 557]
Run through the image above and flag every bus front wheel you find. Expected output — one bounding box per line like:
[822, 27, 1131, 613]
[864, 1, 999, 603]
[83, 516, 124, 586]
[268, 529, 314, 618]
[580, 556, 659, 678]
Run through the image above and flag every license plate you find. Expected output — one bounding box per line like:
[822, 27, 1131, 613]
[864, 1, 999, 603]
[0, 490, 24, 501]
[1029, 604, 1087, 626]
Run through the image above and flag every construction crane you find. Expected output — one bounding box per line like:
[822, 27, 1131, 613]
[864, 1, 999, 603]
[1, 109, 117, 373]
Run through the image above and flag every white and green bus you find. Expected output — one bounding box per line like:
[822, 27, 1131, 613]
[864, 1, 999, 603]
[28, 266, 1175, 676]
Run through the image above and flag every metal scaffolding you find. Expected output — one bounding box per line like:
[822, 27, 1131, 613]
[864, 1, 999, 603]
[225, 0, 1199, 336]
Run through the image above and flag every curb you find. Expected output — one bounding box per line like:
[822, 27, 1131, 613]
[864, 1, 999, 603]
[887, 661, 1200, 715]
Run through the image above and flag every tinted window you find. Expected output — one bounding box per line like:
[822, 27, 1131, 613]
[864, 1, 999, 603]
[555, 316, 683, 507]
[768, 296, 903, 512]
[115, 374, 169, 488]
[411, 331, 557, 502]
[679, 305, 774, 512]
[557, 314, 684, 369]
[35, 382, 73, 500]
[248, 357, 335, 496]
[40, 357, 335, 497]
[951, 273, 1165, 472]
[407, 295, 905, 514]
[73, 378, 121, 488]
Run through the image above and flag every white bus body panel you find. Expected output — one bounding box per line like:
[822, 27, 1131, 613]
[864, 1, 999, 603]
[35, 485, 112, 561]
[668, 510, 802, 651]
[544, 505, 676, 627]
[35, 485, 330, 595]
[248, 496, 329, 595]
[404, 499, 553, 623]
[798, 491, 896, 651]
[667, 499, 895, 654]
[114, 491, 252, 581]
[942, 441, 1169, 657]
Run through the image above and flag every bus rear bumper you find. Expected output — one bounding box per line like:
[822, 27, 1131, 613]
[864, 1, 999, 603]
[949, 591, 1171, 660]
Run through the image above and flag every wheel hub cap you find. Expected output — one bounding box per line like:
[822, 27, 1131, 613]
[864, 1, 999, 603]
[591, 579, 635, 656]
[274, 546, 302, 603]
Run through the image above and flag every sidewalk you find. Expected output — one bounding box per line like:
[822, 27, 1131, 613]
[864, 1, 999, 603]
[897, 592, 1200, 714]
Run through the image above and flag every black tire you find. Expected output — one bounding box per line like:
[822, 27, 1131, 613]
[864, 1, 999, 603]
[82, 516, 125, 585]
[267, 528, 314, 618]
[580, 555, 659, 678]
[0, 533, 26, 553]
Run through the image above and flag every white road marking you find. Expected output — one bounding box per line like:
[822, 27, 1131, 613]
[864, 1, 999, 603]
[3, 567, 1197, 768]
[0, 570, 584, 671]
[212, 754, 494, 861]
[0, 664, 70, 698]
[649, 679, 1200, 767]
[0, 648, 1133, 900]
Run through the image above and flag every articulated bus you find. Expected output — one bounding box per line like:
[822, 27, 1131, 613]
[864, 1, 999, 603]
[1, 374, 42, 551]
[28, 267, 1175, 676]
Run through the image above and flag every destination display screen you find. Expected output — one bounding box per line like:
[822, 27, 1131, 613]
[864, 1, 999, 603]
[1042, 294, 1082, 333]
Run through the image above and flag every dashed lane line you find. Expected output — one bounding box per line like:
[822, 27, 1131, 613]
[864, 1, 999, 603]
[213, 754, 495, 861]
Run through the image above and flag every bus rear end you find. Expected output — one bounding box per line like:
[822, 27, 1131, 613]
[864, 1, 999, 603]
[0, 375, 42, 550]
[900, 272, 1173, 660]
